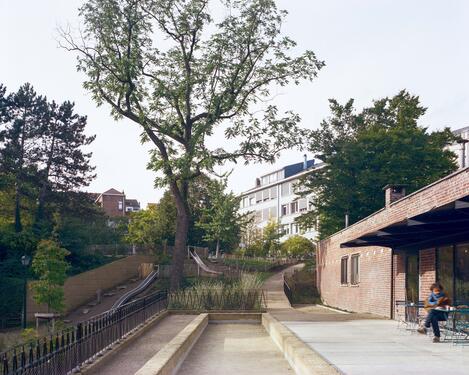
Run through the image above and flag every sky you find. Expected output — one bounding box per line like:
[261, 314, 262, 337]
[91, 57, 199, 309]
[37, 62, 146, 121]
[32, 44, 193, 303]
[1, 0, 469, 207]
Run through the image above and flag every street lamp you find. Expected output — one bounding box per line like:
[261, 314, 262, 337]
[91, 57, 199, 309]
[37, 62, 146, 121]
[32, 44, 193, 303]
[21, 255, 31, 329]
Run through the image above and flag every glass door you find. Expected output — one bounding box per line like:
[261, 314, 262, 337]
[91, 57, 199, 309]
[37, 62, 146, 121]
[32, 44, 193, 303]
[455, 243, 469, 305]
[437, 246, 455, 303]
[406, 253, 419, 303]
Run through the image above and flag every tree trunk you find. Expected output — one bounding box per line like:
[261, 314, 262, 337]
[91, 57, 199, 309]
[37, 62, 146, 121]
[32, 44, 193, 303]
[215, 239, 220, 259]
[171, 206, 190, 290]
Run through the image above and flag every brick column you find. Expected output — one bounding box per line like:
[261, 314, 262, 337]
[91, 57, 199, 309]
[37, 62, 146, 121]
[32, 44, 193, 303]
[393, 250, 406, 318]
[419, 248, 436, 303]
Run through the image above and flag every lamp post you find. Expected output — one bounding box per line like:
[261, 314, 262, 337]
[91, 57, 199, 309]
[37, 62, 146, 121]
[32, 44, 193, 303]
[21, 255, 31, 329]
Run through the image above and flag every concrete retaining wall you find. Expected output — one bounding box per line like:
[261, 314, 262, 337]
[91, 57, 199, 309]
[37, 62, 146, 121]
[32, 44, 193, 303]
[27, 254, 156, 321]
[262, 313, 341, 375]
[134, 314, 208, 375]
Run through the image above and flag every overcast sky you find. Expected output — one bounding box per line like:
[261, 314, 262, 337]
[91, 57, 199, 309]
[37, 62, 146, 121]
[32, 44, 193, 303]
[1, 0, 468, 206]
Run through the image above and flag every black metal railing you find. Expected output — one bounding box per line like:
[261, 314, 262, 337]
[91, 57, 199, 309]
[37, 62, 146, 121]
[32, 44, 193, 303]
[283, 275, 293, 304]
[168, 289, 267, 311]
[1, 290, 167, 375]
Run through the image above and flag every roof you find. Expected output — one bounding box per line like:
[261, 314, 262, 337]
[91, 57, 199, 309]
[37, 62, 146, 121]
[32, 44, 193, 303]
[453, 126, 469, 136]
[284, 159, 316, 178]
[103, 188, 124, 195]
[323, 167, 469, 251]
[240, 161, 324, 196]
[125, 199, 140, 207]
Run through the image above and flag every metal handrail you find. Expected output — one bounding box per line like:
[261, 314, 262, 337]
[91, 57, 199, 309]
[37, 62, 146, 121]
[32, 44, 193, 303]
[111, 265, 160, 309]
[1, 290, 167, 375]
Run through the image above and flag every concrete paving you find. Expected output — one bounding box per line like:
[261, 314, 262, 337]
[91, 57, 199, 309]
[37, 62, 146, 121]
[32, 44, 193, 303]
[285, 319, 469, 375]
[263, 263, 304, 309]
[87, 314, 196, 375]
[177, 323, 294, 375]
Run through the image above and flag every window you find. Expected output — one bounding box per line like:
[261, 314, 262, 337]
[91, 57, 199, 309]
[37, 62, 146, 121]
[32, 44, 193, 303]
[270, 186, 277, 199]
[262, 208, 270, 221]
[290, 201, 298, 214]
[256, 191, 262, 203]
[437, 247, 454, 303]
[243, 197, 248, 208]
[281, 224, 290, 236]
[249, 195, 255, 206]
[291, 223, 299, 234]
[455, 243, 469, 305]
[298, 198, 307, 212]
[281, 182, 290, 197]
[269, 173, 277, 183]
[281, 204, 289, 216]
[351, 254, 360, 285]
[118, 201, 123, 210]
[126, 206, 133, 212]
[341, 257, 348, 285]
[261, 176, 269, 185]
[270, 206, 277, 218]
[262, 189, 270, 201]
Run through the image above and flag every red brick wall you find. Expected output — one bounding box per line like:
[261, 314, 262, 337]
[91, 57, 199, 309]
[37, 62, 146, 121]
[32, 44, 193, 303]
[101, 194, 125, 217]
[393, 250, 406, 317]
[419, 248, 436, 302]
[318, 241, 393, 317]
[317, 168, 468, 318]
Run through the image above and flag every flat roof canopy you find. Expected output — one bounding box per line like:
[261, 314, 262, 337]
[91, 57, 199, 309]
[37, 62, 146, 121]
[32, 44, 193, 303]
[341, 195, 469, 251]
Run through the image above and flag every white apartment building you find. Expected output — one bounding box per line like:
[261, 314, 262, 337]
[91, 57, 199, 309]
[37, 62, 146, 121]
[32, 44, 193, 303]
[448, 126, 469, 169]
[239, 156, 322, 242]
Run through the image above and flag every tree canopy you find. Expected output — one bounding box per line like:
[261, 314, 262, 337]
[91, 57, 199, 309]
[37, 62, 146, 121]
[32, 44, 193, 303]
[63, 0, 323, 288]
[297, 90, 458, 238]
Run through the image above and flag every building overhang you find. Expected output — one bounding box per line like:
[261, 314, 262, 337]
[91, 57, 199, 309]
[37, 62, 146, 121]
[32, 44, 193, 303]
[340, 194, 469, 251]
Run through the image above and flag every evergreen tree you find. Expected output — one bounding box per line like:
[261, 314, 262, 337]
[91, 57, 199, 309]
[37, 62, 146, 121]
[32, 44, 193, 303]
[0, 84, 48, 232]
[35, 100, 96, 231]
[297, 90, 458, 238]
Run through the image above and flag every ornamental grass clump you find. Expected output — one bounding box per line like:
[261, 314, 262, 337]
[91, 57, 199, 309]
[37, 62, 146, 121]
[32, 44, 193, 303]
[168, 273, 265, 311]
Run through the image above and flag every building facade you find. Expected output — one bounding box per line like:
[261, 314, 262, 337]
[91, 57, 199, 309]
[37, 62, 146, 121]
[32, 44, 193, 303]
[238, 156, 322, 242]
[448, 126, 469, 169]
[94, 188, 141, 217]
[317, 168, 469, 318]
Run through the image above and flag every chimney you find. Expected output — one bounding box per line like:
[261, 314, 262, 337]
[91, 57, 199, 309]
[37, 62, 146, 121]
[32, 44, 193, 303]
[383, 184, 406, 208]
[303, 154, 308, 170]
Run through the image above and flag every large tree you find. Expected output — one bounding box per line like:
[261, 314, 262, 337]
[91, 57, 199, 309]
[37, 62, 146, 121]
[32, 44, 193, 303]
[62, 0, 323, 288]
[0, 84, 48, 232]
[35, 100, 96, 231]
[297, 90, 458, 238]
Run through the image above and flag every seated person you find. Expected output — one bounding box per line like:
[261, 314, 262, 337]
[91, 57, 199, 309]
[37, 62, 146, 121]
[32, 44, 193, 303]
[417, 282, 451, 343]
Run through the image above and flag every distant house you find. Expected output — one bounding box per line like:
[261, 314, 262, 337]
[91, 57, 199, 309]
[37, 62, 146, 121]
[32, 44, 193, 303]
[94, 188, 141, 217]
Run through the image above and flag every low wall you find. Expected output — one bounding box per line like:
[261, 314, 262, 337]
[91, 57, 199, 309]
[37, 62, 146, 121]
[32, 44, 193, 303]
[27, 254, 155, 321]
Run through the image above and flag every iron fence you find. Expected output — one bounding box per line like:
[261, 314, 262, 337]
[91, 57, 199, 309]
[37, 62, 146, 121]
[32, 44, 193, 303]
[1, 290, 167, 375]
[168, 289, 267, 311]
[283, 275, 293, 304]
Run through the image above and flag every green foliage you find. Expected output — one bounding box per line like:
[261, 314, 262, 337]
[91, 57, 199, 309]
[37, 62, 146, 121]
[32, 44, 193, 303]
[196, 179, 251, 257]
[280, 235, 315, 258]
[298, 90, 458, 238]
[30, 240, 70, 313]
[126, 194, 176, 248]
[63, 0, 323, 288]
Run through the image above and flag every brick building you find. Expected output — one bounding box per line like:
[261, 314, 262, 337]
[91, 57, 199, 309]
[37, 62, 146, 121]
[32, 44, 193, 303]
[317, 168, 469, 318]
[94, 188, 141, 217]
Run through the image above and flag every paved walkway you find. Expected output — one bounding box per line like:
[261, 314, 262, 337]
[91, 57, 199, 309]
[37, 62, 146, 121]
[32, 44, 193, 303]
[177, 323, 294, 375]
[263, 263, 303, 310]
[262, 266, 469, 375]
[285, 319, 469, 375]
[87, 314, 196, 375]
